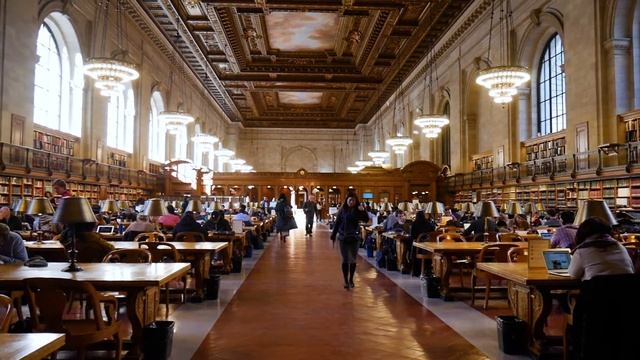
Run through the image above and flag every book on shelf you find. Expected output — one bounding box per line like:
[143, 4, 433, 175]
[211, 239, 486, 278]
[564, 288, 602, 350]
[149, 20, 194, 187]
[618, 188, 631, 197]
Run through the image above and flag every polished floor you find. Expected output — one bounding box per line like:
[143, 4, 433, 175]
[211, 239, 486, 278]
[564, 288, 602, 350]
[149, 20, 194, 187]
[192, 221, 490, 360]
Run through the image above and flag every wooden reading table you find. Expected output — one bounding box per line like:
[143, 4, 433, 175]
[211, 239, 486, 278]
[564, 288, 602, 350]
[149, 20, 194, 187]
[0, 262, 190, 358]
[382, 232, 412, 272]
[0, 333, 65, 360]
[476, 262, 579, 356]
[413, 241, 528, 300]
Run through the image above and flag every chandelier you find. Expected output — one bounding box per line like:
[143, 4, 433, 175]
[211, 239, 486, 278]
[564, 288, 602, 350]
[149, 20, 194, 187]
[228, 159, 246, 167]
[413, 49, 449, 138]
[414, 114, 449, 129]
[214, 148, 235, 160]
[84, 1, 138, 96]
[422, 126, 441, 139]
[368, 97, 390, 165]
[347, 166, 362, 173]
[386, 137, 413, 154]
[368, 151, 389, 165]
[159, 111, 194, 134]
[475, 0, 530, 104]
[355, 160, 373, 167]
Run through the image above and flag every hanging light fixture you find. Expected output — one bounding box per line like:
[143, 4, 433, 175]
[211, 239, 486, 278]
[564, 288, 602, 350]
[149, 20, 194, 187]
[159, 71, 195, 132]
[386, 90, 413, 154]
[191, 134, 218, 149]
[475, 0, 530, 104]
[347, 166, 363, 174]
[228, 158, 246, 167]
[414, 49, 450, 136]
[214, 148, 234, 163]
[368, 96, 390, 165]
[84, 0, 139, 97]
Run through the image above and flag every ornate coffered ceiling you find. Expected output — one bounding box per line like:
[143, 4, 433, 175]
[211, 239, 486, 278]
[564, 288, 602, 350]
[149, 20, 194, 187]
[135, 0, 473, 129]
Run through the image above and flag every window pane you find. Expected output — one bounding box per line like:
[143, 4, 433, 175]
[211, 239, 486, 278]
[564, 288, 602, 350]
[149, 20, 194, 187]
[33, 24, 62, 129]
[537, 34, 566, 136]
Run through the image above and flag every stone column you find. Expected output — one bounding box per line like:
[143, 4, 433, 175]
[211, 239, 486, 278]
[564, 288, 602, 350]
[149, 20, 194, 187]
[604, 38, 633, 144]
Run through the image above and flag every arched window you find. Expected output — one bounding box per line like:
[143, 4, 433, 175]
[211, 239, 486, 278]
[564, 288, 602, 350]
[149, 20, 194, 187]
[440, 103, 451, 168]
[33, 13, 83, 136]
[537, 34, 566, 136]
[148, 92, 165, 162]
[107, 85, 135, 152]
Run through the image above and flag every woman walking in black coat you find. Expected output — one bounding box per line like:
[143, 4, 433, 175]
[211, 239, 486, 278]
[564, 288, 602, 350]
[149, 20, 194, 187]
[275, 193, 297, 243]
[330, 193, 369, 289]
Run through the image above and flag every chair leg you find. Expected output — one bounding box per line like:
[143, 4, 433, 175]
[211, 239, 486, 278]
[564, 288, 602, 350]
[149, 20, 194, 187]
[470, 274, 476, 306]
[483, 279, 491, 310]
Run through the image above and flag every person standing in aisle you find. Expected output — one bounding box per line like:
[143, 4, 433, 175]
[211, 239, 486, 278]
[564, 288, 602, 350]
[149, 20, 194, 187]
[330, 193, 369, 290]
[302, 195, 316, 236]
[275, 193, 297, 243]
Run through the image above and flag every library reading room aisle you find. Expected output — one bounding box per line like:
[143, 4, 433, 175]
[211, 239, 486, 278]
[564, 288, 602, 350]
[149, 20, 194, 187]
[193, 221, 489, 360]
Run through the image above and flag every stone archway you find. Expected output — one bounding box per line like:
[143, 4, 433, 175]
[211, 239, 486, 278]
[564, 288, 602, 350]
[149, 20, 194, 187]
[283, 146, 318, 172]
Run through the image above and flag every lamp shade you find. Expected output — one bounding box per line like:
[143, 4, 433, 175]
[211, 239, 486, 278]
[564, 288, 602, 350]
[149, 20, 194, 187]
[26, 197, 55, 215]
[397, 202, 407, 211]
[143, 198, 167, 217]
[535, 202, 546, 212]
[101, 199, 119, 213]
[117, 200, 131, 209]
[52, 197, 97, 224]
[506, 202, 523, 215]
[13, 199, 30, 213]
[500, 202, 508, 212]
[461, 202, 475, 213]
[476, 201, 499, 218]
[425, 201, 445, 217]
[186, 199, 203, 213]
[573, 199, 617, 226]
[523, 202, 534, 214]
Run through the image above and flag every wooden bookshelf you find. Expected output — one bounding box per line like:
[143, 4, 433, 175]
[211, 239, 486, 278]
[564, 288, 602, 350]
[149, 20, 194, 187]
[472, 153, 493, 171]
[109, 152, 128, 168]
[33, 130, 75, 156]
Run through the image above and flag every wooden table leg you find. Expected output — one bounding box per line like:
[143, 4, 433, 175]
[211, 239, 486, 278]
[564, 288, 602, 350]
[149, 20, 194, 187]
[189, 253, 210, 303]
[434, 253, 454, 300]
[124, 286, 159, 359]
[224, 241, 233, 273]
[506, 282, 553, 357]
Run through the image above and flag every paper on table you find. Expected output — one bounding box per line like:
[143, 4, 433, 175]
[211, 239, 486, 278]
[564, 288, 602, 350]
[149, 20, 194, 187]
[528, 239, 550, 269]
[232, 220, 244, 234]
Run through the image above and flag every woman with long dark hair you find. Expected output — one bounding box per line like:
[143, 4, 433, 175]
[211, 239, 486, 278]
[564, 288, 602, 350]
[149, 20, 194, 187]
[568, 217, 634, 280]
[275, 193, 297, 243]
[330, 193, 369, 289]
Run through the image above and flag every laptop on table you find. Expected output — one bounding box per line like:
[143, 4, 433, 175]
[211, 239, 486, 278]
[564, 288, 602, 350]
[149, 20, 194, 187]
[96, 225, 115, 235]
[542, 249, 572, 277]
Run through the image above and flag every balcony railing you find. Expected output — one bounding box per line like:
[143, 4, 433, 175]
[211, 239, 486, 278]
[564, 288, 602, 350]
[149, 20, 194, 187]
[445, 142, 640, 190]
[0, 142, 161, 188]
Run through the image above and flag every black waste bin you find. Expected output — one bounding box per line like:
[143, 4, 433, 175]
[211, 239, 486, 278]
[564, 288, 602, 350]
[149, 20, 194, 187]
[206, 274, 221, 300]
[231, 255, 243, 273]
[425, 275, 441, 298]
[496, 316, 527, 355]
[143, 320, 174, 360]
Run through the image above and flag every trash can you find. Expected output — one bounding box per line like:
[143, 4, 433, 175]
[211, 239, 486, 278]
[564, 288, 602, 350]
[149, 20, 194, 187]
[231, 256, 243, 273]
[496, 316, 527, 354]
[425, 275, 441, 298]
[143, 321, 174, 360]
[206, 274, 221, 300]
[366, 243, 374, 258]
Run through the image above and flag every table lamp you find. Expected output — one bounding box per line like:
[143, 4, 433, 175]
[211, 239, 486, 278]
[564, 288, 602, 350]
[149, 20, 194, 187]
[52, 197, 97, 272]
[101, 199, 119, 222]
[573, 199, 617, 226]
[397, 202, 407, 211]
[186, 198, 203, 213]
[476, 201, 499, 243]
[506, 202, 523, 216]
[13, 199, 29, 215]
[461, 202, 474, 214]
[26, 197, 55, 238]
[117, 200, 131, 210]
[144, 198, 167, 217]
[425, 201, 445, 221]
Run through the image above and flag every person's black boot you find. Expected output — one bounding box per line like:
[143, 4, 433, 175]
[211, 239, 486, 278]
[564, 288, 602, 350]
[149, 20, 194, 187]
[348, 263, 356, 288]
[341, 263, 349, 289]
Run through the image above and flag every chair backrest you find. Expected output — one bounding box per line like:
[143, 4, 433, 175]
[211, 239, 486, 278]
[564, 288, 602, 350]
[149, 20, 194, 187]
[138, 241, 179, 263]
[473, 233, 499, 242]
[0, 294, 12, 333]
[133, 231, 166, 242]
[102, 248, 152, 263]
[507, 247, 528, 263]
[621, 233, 640, 243]
[438, 226, 462, 234]
[123, 231, 142, 242]
[416, 233, 433, 243]
[437, 233, 466, 243]
[497, 233, 524, 243]
[478, 243, 519, 263]
[571, 274, 640, 359]
[622, 242, 640, 273]
[174, 231, 206, 242]
[24, 278, 110, 333]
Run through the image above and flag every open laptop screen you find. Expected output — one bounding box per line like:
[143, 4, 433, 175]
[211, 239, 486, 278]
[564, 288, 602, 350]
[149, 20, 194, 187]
[96, 225, 115, 234]
[543, 250, 571, 270]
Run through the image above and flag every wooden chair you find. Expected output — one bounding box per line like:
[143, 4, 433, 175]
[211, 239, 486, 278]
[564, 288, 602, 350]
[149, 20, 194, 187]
[0, 294, 12, 333]
[24, 278, 121, 359]
[436, 233, 466, 243]
[415, 233, 434, 279]
[133, 231, 166, 242]
[497, 233, 524, 243]
[174, 231, 206, 242]
[471, 243, 519, 309]
[621, 233, 640, 243]
[438, 226, 463, 234]
[102, 249, 152, 263]
[472, 232, 499, 242]
[138, 242, 187, 316]
[507, 247, 528, 263]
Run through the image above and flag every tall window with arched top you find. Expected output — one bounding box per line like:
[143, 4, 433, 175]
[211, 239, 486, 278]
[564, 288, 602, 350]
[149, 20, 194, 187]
[107, 85, 135, 152]
[537, 33, 566, 136]
[148, 92, 165, 162]
[440, 103, 451, 168]
[33, 13, 84, 136]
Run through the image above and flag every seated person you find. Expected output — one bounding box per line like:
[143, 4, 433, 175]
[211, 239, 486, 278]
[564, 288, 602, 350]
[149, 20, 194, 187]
[0, 207, 22, 231]
[233, 205, 253, 226]
[173, 211, 207, 238]
[543, 208, 562, 227]
[125, 214, 155, 233]
[60, 222, 114, 263]
[382, 209, 401, 231]
[410, 211, 436, 241]
[568, 217, 634, 280]
[513, 214, 530, 231]
[0, 223, 28, 263]
[203, 211, 232, 232]
[551, 211, 579, 249]
[158, 205, 181, 229]
[462, 217, 497, 238]
[496, 219, 510, 233]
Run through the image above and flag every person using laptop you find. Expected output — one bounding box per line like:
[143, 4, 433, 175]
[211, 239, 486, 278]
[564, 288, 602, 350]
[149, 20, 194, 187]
[551, 211, 579, 249]
[568, 217, 634, 280]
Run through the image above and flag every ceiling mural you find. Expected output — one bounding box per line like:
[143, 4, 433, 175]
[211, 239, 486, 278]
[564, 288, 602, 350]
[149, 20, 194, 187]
[134, 0, 475, 129]
[265, 12, 338, 52]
